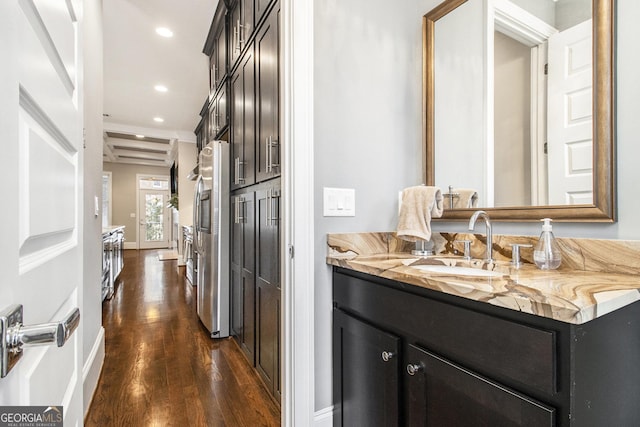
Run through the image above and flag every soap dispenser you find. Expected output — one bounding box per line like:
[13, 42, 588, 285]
[533, 218, 562, 270]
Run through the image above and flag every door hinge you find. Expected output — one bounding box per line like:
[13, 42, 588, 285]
[544, 63, 548, 75]
[544, 142, 548, 154]
[288, 244, 294, 259]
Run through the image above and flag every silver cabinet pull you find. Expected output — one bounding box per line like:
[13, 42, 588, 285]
[265, 137, 271, 173]
[266, 188, 272, 225]
[234, 196, 245, 224]
[1, 304, 80, 378]
[381, 351, 395, 362]
[235, 19, 244, 51]
[266, 136, 279, 174]
[270, 137, 279, 171]
[406, 363, 423, 376]
[234, 157, 245, 185]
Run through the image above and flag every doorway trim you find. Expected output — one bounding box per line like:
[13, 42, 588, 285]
[282, 0, 315, 425]
[135, 174, 170, 250]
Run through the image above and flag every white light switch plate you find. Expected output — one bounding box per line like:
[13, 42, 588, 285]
[323, 187, 355, 217]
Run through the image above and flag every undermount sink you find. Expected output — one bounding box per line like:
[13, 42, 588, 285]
[410, 264, 504, 278]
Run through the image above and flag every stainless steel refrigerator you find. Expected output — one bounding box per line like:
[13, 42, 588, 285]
[193, 140, 230, 338]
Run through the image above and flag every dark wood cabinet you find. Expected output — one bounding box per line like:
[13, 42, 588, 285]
[333, 268, 640, 427]
[255, 0, 274, 27]
[208, 84, 228, 140]
[231, 191, 256, 362]
[204, 1, 228, 95]
[333, 310, 400, 427]
[202, 0, 281, 404]
[229, 0, 254, 67]
[231, 46, 255, 190]
[255, 4, 280, 182]
[406, 344, 554, 427]
[255, 181, 281, 401]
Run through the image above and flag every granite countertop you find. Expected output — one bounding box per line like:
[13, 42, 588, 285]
[327, 232, 640, 325]
[102, 225, 125, 235]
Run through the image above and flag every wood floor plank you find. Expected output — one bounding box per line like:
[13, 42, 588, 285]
[85, 249, 281, 426]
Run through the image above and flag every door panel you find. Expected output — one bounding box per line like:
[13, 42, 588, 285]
[333, 310, 400, 427]
[139, 189, 170, 249]
[231, 48, 255, 190]
[241, 192, 256, 361]
[406, 344, 555, 427]
[547, 19, 593, 205]
[256, 5, 280, 182]
[0, 0, 83, 423]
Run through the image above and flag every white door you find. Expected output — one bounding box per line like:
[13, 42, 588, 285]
[0, 0, 83, 424]
[547, 19, 593, 205]
[139, 189, 170, 249]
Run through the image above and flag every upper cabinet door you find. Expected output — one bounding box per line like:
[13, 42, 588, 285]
[255, 0, 274, 26]
[255, 3, 280, 182]
[230, 0, 255, 68]
[231, 47, 256, 190]
[204, 1, 228, 96]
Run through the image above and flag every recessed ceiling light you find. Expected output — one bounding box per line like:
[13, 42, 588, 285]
[155, 27, 173, 38]
[135, 134, 145, 138]
[154, 85, 168, 93]
[153, 117, 164, 123]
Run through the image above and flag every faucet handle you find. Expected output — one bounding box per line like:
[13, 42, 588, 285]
[454, 239, 472, 261]
[510, 243, 533, 269]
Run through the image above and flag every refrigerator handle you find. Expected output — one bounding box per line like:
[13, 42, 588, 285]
[193, 175, 203, 253]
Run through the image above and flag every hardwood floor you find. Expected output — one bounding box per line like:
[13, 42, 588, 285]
[86, 250, 281, 426]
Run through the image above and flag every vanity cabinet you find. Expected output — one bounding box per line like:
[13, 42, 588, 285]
[333, 310, 400, 426]
[333, 268, 640, 427]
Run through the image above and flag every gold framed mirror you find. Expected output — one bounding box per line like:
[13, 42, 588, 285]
[424, 0, 615, 222]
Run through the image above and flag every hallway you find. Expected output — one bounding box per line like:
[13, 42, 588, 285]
[85, 250, 280, 426]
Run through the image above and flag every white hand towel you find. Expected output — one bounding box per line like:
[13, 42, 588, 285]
[397, 186, 443, 242]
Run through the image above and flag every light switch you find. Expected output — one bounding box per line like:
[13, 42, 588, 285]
[130, 213, 136, 218]
[323, 187, 355, 217]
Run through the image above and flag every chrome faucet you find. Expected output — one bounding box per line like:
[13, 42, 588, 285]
[468, 210, 493, 263]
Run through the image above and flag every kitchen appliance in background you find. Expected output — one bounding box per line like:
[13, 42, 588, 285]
[183, 225, 195, 285]
[193, 140, 230, 338]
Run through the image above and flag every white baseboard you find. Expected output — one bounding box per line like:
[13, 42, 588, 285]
[314, 406, 334, 427]
[83, 326, 105, 417]
[123, 242, 137, 250]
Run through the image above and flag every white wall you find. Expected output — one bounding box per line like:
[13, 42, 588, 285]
[82, 0, 105, 413]
[313, 0, 432, 411]
[435, 0, 486, 203]
[494, 31, 531, 207]
[311, 0, 640, 415]
[177, 141, 197, 228]
[102, 162, 171, 244]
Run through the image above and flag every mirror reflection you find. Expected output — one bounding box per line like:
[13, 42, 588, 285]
[434, 0, 592, 209]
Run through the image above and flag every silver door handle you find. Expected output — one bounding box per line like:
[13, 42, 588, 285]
[1, 304, 80, 378]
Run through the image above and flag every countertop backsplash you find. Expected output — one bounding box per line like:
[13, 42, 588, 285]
[327, 231, 640, 276]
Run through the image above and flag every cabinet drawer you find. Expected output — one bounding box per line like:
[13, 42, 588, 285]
[334, 271, 557, 395]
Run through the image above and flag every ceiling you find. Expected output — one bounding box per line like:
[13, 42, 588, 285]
[103, 0, 218, 167]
